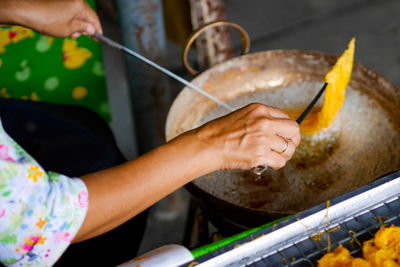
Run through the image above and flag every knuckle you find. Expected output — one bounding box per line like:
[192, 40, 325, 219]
[251, 102, 265, 110]
[71, 0, 83, 8]
[245, 117, 270, 133]
[249, 103, 267, 114]
[267, 105, 280, 113]
[256, 118, 271, 130]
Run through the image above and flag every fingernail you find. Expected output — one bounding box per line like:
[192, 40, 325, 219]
[71, 32, 81, 39]
[86, 25, 95, 35]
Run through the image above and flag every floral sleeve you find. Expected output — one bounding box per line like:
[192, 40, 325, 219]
[0, 118, 88, 266]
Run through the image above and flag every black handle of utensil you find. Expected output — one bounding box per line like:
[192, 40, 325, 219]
[252, 82, 328, 175]
[296, 83, 327, 124]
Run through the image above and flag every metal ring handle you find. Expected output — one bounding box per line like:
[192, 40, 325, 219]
[181, 20, 250, 76]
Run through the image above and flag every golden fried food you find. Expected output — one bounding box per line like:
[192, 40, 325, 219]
[363, 225, 400, 267]
[374, 225, 400, 251]
[317, 245, 353, 267]
[301, 37, 355, 134]
[318, 225, 400, 267]
[351, 258, 372, 267]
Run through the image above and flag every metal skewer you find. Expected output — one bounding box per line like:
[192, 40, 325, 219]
[93, 32, 235, 112]
[252, 82, 328, 175]
[95, 32, 327, 175]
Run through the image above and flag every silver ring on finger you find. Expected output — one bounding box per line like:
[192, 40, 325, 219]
[280, 140, 289, 154]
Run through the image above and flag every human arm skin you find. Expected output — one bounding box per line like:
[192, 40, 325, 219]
[0, 0, 301, 244]
[0, 0, 102, 37]
[75, 103, 300, 242]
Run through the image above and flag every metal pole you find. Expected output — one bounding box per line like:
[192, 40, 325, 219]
[116, 0, 171, 154]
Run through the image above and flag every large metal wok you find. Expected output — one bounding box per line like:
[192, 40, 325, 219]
[165, 50, 400, 231]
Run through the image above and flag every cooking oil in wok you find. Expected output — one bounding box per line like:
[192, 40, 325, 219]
[196, 81, 400, 213]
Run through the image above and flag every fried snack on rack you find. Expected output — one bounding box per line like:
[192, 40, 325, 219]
[301, 37, 355, 134]
[363, 225, 400, 267]
[316, 244, 372, 267]
[318, 225, 400, 267]
[351, 258, 372, 267]
[317, 244, 354, 267]
[374, 225, 400, 252]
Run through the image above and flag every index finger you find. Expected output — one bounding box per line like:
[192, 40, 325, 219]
[267, 106, 290, 119]
[80, 2, 103, 34]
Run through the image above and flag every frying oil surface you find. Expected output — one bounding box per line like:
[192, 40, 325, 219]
[196, 82, 400, 213]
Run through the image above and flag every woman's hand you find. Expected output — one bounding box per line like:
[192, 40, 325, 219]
[193, 103, 301, 170]
[76, 103, 300, 242]
[0, 0, 102, 38]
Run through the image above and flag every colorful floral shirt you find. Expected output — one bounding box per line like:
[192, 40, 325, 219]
[0, 117, 88, 266]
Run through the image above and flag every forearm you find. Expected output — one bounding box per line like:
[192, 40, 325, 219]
[74, 103, 301, 243]
[0, 1, 44, 28]
[74, 130, 218, 243]
[0, 0, 27, 26]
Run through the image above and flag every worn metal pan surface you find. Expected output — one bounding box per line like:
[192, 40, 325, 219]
[166, 50, 400, 229]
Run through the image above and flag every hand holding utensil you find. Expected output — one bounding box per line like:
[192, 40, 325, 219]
[252, 82, 328, 175]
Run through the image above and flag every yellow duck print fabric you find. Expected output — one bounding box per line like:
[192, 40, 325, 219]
[62, 39, 92, 69]
[0, 0, 109, 121]
[0, 26, 35, 53]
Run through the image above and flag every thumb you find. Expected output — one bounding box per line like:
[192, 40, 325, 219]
[69, 19, 95, 36]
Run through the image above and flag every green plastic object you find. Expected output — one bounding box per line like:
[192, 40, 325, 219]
[191, 215, 292, 259]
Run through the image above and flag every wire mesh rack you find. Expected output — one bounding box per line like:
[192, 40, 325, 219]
[250, 194, 400, 266]
[190, 170, 400, 267]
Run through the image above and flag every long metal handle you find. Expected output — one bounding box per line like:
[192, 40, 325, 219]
[93, 32, 235, 112]
[252, 82, 328, 175]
